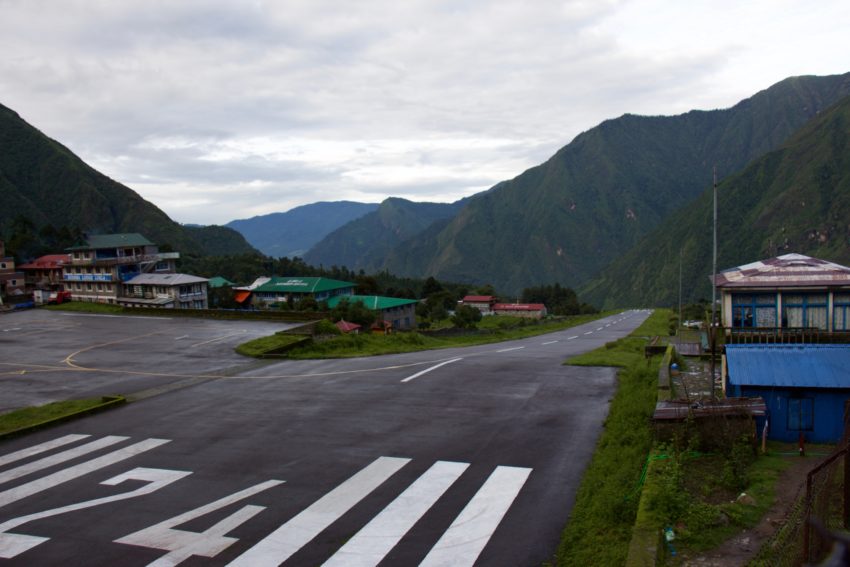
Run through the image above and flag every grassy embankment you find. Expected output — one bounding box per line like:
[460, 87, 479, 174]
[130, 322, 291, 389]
[0, 398, 116, 436]
[555, 308, 670, 566]
[237, 312, 616, 359]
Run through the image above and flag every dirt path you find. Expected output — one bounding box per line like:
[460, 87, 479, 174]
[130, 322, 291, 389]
[682, 450, 830, 566]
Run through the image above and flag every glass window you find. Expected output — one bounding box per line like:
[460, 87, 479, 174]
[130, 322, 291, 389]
[782, 293, 828, 329]
[731, 293, 776, 328]
[834, 293, 850, 331]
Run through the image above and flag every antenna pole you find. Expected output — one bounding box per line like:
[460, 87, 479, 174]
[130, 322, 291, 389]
[710, 166, 718, 399]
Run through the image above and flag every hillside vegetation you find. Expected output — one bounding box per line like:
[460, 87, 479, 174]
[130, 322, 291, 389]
[581, 92, 850, 308]
[0, 103, 255, 259]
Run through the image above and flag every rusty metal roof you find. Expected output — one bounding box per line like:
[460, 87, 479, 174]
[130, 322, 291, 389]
[713, 253, 850, 288]
[653, 397, 767, 421]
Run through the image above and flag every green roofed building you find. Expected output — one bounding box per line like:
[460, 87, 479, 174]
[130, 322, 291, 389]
[327, 294, 418, 330]
[239, 276, 355, 305]
[207, 276, 235, 289]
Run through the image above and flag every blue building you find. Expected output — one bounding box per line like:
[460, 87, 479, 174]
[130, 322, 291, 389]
[725, 344, 850, 443]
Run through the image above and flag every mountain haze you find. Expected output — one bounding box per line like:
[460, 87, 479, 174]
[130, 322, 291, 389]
[304, 197, 467, 270]
[226, 201, 379, 258]
[373, 73, 850, 294]
[0, 103, 255, 257]
[580, 93, 850, 308]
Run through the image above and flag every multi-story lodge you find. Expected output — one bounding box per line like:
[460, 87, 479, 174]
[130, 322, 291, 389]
[63, 233, 179, 304]
[118, 273, 209, 310]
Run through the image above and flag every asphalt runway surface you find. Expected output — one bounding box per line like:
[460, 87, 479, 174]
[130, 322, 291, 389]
[0, 308, 650, 566]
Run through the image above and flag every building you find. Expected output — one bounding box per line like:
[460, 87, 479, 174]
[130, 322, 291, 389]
[713, 253, 850, 334]
[235, 277, 355, 306]
[327, 295, 418, 330]
[118, 273, 209, 309]
[725, 344, 850, 443]
[63, 233, 179, 304]
[461, 295, 497, 315]
[18, 254, 72, 292]
[492, 303, 548, 319]
[0, 240, 26, 303]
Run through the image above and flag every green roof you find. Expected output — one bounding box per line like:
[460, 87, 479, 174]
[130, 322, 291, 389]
[67, 233, 154, 251]
[253, 277, 355, 294]
[207, 276, 235, 288]
[327, 295, 418, 310]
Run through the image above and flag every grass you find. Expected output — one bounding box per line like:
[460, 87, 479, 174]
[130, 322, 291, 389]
[45, 302, 124, 314]
[272, 312, 614, 359]
[555, 309, 670, 566]
[234, 333, 309, 357]
[0, 398, 113, 435]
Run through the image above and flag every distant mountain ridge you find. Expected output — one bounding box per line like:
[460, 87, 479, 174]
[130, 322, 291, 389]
[304, 197, 468, 270]
[226, 201, 379, 258]
[365, 73, 850, 294]
[580, 92, 850, 308]
[0, 103, 256, 258]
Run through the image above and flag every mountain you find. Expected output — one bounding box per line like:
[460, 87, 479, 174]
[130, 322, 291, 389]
[0, 102, 256, 258]
[580, 93, 850, 309]
[374, 73, 850, 294]
[226, 201, 379, 258]
[303, 197, 467, 270]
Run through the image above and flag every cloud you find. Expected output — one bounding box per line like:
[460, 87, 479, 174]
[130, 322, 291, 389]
[0, 0, 848, 224]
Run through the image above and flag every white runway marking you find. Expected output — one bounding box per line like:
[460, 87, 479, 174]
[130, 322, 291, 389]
[60, 313, 172, 320]
[0, 434, 90, 468]
[401, 358, 463, 383]
[0, 438, 170, 508]
[542, 340, 558, 345]
[228, 456, 410, 567]
[584, 331, 593, 335]
[420, 465, 532, 567]
[0, 436, 128, 486]
[567, 336, 578, 340]
[174, 335, 190, 340]
[596, 327, 603, 331]
[323, 461, 469, 567]
[496, 346, 525, 353]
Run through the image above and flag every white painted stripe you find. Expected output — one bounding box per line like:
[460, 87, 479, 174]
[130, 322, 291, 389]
[401, 358, 462, 383]
[567, 336, 578, 340]
[0, 438, 169, 508]
[496, 347, 524, 353]
[324, 461, 469, 567]
[0, 436, 128, 485]
[60, 313, 172, 320]
[174, 335, 190, 340]
[541, 340, 558, 345]
[596, 327, 603, 331]
[191, 332, 246, 348]
[228, 456, 410, 567]
[419, 466, 532, 567]
[0, 434, 90, 468]
[584, 331, 593, 335]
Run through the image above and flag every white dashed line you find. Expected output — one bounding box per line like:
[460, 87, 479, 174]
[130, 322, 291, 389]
[567, 336, 578, 340]
[584, 331, 593, 335]
[401, 358, 463, 383]
[496, 347, 525, 353]
[542, 341, 558, 345]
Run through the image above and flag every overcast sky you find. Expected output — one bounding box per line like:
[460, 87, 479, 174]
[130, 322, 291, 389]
[2, 0, 848, 225]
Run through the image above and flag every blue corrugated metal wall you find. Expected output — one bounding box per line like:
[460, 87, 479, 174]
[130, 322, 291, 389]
[730, 384, 847, 443]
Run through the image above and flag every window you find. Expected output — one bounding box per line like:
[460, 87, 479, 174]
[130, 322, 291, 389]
[782, 293, 828, 329]
[834, 293, 850, 331]
[732, 294, 777, 328]
[787, 397, 814, 431]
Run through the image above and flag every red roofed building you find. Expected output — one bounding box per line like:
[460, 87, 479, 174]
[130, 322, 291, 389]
[18, 254, 72, 291]
[493, 303, 548, 319]
[335, 319, 362, 334]
[461, 295, 497, 315]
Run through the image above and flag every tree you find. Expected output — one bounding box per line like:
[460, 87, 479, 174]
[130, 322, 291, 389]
[421, 276, 443, 298]
[452, 304, 482, 329]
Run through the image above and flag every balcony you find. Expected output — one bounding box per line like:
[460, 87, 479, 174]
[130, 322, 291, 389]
[724, 327, 850, 345]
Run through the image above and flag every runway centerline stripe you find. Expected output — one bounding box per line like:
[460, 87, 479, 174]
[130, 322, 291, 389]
[0, 434, 90, 468]
[401, 358, 463, 383]
[496, 346, 524, 353]
[228, 456, 411, 567]
[541, 340, 558, 345]
[419, 465, 532, 567]
[0, 438, 170, 509]
[584, 331, 593, 335]
[567, 336, 579, 340]
[0, 436, 128, 486]
[323, 460, 469, 567]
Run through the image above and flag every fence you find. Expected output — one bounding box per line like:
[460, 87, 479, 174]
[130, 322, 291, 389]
[751, 409, 850, 565]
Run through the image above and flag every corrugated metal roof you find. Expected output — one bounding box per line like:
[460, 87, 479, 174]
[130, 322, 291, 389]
[207, 276, 235, 288]
[726, 344, 850, 388]
[493, 303, 546, 311]
[18, 254, 72, 269]
[713, 253, 850, 288]
[327, 295, 418, 310]
[252, 277, 355, 294]
[124, 273, 208, 286]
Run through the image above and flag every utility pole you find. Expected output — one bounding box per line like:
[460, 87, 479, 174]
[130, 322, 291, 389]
[678, 246, 683, 342]
[710, 166, 718, 399]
